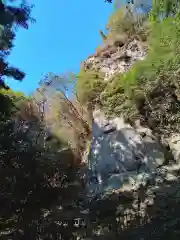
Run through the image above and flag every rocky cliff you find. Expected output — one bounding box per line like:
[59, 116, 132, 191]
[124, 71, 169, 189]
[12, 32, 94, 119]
[81, 37, 180, 197]
[82, 38, 147, 81]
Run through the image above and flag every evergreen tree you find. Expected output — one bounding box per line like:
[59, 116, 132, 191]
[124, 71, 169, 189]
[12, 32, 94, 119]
[0, 0, 34, 88]
[99, 29, 107, 41]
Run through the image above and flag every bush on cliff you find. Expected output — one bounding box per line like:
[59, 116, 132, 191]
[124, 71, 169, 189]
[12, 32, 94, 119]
[76, 70, 106, 107]
[101, 13, 180, 136]
[106, 5, 150, 41]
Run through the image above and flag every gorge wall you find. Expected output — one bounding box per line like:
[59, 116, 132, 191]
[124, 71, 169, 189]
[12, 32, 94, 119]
[81, 37, 180, 197]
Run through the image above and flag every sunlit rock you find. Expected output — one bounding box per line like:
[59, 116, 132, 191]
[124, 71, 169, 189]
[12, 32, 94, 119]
[87, 109, 165, 196]
[82, 39, 147, 81]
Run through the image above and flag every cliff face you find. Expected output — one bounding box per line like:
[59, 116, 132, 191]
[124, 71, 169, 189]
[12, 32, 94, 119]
[87, 109, 166, 196]
[82, 38, 147, 81]
[75, 7, 180, 239]
[81, 37, 180, 197]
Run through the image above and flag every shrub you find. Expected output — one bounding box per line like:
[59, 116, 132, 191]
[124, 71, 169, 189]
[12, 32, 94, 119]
[76, 70, 106, 107]
[106, 5, 149, 41]
[101, 12, 180, 135]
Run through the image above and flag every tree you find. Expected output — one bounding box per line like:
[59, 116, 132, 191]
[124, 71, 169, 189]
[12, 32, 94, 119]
[32, 73, 92, 158]
[0, 0, 34, 88]
[150, 0, 179, 20]
[112, 0, 179, 20]
[0, 88, 83, 239]
[99, 29, 107, 41]
[106, 4, 149, 40]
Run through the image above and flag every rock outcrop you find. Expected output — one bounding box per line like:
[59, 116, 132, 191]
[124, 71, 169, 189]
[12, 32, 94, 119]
[167, 134, 180, 163]
[81, 38, 150, 195]
[82, 37, 179, 197]
[86, 109, 165, 196]
[82, 39, 147, 81]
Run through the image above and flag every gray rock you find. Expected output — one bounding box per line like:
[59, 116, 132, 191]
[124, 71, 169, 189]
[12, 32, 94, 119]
[167, 134, 180, 163]
[87, 110, 165, 196]
[82, 39, 147, 82]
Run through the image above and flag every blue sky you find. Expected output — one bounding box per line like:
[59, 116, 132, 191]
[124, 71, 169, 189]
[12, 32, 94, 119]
[5, 0, 114, 95]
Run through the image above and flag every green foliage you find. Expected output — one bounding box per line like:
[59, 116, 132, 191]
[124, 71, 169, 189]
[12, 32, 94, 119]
[0, 0, 34, 86]
[106, 5, 149, 41]
[101, 12, 180, 134]
[0, 88, 26, 122]
[150, 0, 179, 21]
[0, 86, 82, 239]
[0, 88, 26, 104]
[99, 29, 107, 41]
[76, 70, 107, 106]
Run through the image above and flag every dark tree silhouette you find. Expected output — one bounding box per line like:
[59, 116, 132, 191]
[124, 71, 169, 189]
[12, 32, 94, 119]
[0, 0, 34, 88]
